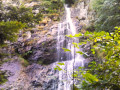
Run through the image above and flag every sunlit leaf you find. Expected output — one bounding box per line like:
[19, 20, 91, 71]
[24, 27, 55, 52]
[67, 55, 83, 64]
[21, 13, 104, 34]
[82, 73, 99, 83]
[62, 48, 71, 52]
[72, 42, 79, 48]
[58, 62, 65, 65]
[94, 39, 97, 42]
[91, 49, 95, 54]
[76, 51, 84, 55]
[66, 34, 73, 38]
[54, 66, 62, 71]
[73, 33, 82, 37]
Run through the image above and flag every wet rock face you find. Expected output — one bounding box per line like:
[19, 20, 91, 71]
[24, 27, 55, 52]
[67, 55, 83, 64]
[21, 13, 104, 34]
[0, 61, 58, 90]
[14, 22, 58, 65]
[31, 80, 42, 87]
[0, 0, 60, 89]
[0, 61, 23, 89]
[0, 0, 59, 88]
[43, 78, 59, 90]
[70, 0, 95, 32]
[68, 0, 96, 68]
[28, 39, 57, 64]
[15, 29, 57, 64]
[23, 64, 58, 90]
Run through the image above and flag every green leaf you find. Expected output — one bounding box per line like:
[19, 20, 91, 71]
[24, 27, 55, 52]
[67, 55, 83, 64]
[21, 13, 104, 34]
[66, 34, 73, 38]
[76, 51, 84, 55]
[57, 62, 65, 65]
[72, 42, 79, 48]
[54, 66, 62, 71]
[78, 67, 84, 70]
[62, 48, 71, 52]
[91, 49, 95, 54]
[115, 27, 118, 29]
[73, 73, 78, 77]
[82, 73, 99, 83]
[73, 33, 82, 37]
[78, 42, 87, 45]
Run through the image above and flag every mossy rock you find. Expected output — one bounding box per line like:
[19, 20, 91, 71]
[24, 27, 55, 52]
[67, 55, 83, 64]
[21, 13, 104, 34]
[19, 57, 30, 67]
[0, 71, 7, 85]
[37, 60, 43, 65]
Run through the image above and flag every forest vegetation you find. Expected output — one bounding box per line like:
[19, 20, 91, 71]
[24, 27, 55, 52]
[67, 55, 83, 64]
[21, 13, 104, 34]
[76, 0, 120, 89]
[0, 0, 64, 85]
[57, 0, 120, 89]
[0, 0, 120, 89]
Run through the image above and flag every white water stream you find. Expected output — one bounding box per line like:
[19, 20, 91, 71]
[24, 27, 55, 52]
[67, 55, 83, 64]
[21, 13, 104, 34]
[57, 5, 84, 90]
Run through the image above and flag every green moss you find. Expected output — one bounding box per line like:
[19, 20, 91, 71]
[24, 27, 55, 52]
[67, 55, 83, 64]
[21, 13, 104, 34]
[0, 71, 7, 85]
[3, 59, 12, 63]
[0, 59, 12, 65]
[0, 53, 9, 58]
[42, 42, 45, 46]
[37, 60, 43, 65]
[22, 59, 29, 67]
[19, 57, 29, 67]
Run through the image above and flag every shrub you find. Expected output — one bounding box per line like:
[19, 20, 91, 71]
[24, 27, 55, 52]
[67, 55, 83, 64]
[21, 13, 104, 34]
[19, 56, 29, 67]
[41, 0, 64, 14]
[72, 27, 120, 89]
[0, 21, 26, 45]
[33, 13, 43, 23]
[5, 6, 34, 23]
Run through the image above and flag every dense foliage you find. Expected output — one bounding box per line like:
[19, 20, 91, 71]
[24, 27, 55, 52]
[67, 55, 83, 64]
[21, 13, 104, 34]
[65, 27, 120, 89]
[0, 21, 25, 45]
[1, 6, 33, 23]
[0, 0, 64, 24]
[42, 0, 64, 13]
[91, 0, 120, 32]
[40, 0, 64, 21]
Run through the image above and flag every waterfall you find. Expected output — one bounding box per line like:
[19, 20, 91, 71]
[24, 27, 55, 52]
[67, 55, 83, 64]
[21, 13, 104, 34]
[57, 5, 85, 90]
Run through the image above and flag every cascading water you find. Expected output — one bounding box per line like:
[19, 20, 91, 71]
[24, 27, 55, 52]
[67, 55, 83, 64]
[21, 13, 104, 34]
[57, 5, 85, 90]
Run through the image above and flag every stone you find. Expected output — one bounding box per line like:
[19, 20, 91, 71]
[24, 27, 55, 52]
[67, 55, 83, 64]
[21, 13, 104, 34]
[31, 80, 42, 87]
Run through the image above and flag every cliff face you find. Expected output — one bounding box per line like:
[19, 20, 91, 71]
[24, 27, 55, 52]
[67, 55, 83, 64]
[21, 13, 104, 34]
[71, 0, 95, 66]
[0, 0, 63, 64]
[0, 0, 94, 89]
[0, 61, 58, 89]
[71, 0, 95, 30]
[0, 0, 59, 89]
